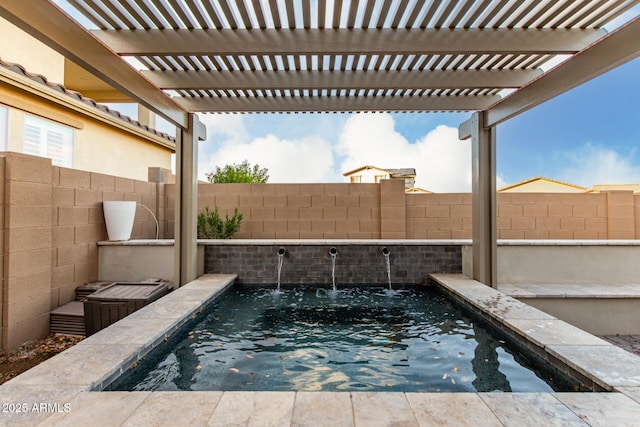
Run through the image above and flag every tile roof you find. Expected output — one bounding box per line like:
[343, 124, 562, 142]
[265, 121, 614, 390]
[591, 184, 640, 193]
[0, 57, 175, 144]
[342, 165, 416, 177]
[386, 168, 416, 177]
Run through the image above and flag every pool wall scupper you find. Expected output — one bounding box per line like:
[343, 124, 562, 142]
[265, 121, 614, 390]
[203, 240, 462, 285]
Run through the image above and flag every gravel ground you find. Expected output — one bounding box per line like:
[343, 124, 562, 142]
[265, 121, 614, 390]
[0, 335, 83, 385]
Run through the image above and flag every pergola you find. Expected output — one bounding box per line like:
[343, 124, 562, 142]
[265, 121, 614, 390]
[1, 0, 639, 287]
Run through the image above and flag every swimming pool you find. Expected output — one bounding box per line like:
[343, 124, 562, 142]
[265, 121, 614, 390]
[111, 284, 577, 393]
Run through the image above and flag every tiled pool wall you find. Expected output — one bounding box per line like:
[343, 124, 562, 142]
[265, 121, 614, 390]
[204, 243, 462, 285]
[428, 279, 592, 392]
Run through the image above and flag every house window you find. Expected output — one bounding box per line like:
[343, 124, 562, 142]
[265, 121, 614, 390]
[375, 175, 386, 183]
[0, 105, 7, 150]
[350, 176, 361, 183]
[24, 115, 74, 167]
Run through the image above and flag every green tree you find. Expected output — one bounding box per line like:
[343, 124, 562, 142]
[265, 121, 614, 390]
[206, 160, 269, 183]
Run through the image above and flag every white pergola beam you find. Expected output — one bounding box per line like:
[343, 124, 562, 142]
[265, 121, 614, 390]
[92, 28, 606, 56]
[144, 69, 541, 91]
[0, 0, 189, 129]
[176, 94, 500, 113]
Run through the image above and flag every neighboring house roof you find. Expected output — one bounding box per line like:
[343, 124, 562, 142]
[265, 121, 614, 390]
[386, 168, 416, 178]
[591, 184, 640, 193]
[342, 165, 390, 176]
[498, 177, 587, 193]
[405, 187, 432, 193]
[342, 165, 416, 178]
[0, 57, 175, 144]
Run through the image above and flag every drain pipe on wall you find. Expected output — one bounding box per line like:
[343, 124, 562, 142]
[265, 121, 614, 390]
[137, 203, 160, 239]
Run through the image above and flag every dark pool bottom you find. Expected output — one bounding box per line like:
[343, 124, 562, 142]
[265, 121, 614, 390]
[111, 284, 578, 393]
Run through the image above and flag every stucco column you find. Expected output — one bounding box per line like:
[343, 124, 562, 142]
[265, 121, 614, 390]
[470, 111, 497, 287]
[137, 105, 156, 129]
[175, 113, 206, 286]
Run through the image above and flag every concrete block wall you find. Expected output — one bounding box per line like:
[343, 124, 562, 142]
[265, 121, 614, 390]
[635, 194, 640, 239]
[164, 183, 384, 239]
[406, 191, 631, 240]
[0, 152, 161, 350]
[607, 191, 635, 239]
[161, 182, 639, 241]
[51, 166, 160, 313]
[406, 193, 472, 239]
[497, 192, 610, 239]
[380, 179, 406, 238]
[1, 153, 53, 350]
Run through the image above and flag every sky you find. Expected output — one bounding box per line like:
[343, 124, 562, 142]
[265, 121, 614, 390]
[196, 54, 640, 192]
[57, 1, 640, 192]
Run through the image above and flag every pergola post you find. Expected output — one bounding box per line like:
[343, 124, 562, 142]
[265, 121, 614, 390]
[175, 113, 206, 287]
[470, 111, 497, 287]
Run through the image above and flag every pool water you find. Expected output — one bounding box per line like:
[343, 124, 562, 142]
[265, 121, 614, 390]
[113, 284, 574, 392]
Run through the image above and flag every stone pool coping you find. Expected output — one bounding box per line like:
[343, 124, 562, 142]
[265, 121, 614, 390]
[1, 273, 640, 426]
[97, 238, 640, 247]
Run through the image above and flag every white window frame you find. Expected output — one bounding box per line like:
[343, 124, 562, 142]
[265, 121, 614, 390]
[0, 105, 7, 151]
[24, 115, 74, 167]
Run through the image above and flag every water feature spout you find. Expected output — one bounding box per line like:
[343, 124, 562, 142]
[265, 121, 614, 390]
[276, 247, 286, 292]
[329, 247, 338, 290]
[382, 247, 392, 290]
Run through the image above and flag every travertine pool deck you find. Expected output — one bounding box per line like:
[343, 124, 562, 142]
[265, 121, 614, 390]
[2, 273, 640, 426]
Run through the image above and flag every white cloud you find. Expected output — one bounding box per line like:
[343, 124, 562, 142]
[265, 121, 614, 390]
[203, 134, 335, 182]
[199, 113, 249, 146]
[338, 113, 473, 192]
[198, 114, 335, 182]
[557, 143, 640, 186]
[496, 173, 509, 190]
[197, 112, 494, 192]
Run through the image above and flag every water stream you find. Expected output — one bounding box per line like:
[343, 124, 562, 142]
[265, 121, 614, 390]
[330, 248, 337, 291]
[383, 250, 392, 290]
[276, 248, 285, 293]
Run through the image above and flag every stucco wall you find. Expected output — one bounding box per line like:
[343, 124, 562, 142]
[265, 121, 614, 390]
[73, 118, 171, 180]
[0, 82, 172, 181]
[0, 17, 65, 82]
